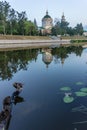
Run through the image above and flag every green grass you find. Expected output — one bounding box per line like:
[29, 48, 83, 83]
[70, 39, 87, 43]
[62, 35, 87, 40]
[0, 35, 51, 40]
[0, 35, 87, 41]
[61, 35, 87, 45]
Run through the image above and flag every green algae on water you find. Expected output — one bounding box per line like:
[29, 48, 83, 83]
[75, 91, 87, 97]
[76, 82, 84, 85]
[60, 87, 71, 91]
[80, 88, 87, 93]
[63, 96, 74, 103]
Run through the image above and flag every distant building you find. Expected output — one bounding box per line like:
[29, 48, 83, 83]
[61, 12, 66, 22]
[83, 31, 87, 36]
[39, 11, 66, 35]
[42, 10, 53, 35]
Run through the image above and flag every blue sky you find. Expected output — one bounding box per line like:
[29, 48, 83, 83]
[6, 0, 87, 27]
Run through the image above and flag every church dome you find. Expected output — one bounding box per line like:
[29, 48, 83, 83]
[42, 10, 52, 20]
[43, 15, 51, 19]
[42, 10, 53, 31]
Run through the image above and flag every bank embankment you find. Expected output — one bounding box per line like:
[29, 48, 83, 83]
[0, 38, 87, 51]
[0, 39, 70, 50]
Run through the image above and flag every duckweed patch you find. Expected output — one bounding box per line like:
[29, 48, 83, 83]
[80, 88, 87, 93]
[60, 87, 71, 91]
[75, 91, 87, 97]
[63, 96, 74, 103]
[76, 82, 84, 85]
[60, 81, 87, 103]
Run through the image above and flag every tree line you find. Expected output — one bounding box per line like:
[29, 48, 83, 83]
[51, 18, 84, 36]
[0, 1, 38, 35]
[0, 46, 83, 80]
[0, 1, 84, 36]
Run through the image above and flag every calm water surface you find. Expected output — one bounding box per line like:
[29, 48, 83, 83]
[0, 46, 87, 130]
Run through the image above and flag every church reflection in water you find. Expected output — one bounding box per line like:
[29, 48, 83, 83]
[0, 46, 83, 81]
[42, 48, 53, 68]
[42, 46, 83, 68]
[0, 82, 24, 130]
[42, 48, 66, 68]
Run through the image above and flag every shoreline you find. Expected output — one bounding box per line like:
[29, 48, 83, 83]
[0, 39, 70, 44]
[0, 39, 70, 49]
[0, 39, 86, 51]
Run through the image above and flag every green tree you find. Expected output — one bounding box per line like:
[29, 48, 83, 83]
[66, 27, 75, 36]
[60, 20, 69, 35]
[34, 18, 38, 35]
[51, 18, 69, 36]
[51, 19, 61, 35]
[0, 1, 11, 34]
[2, 1, 10, 34]
[17, 11, 27, 35]
[8, 8, 18, 35]
[75, 23, 83, 35]
[24, 21, 36, 35]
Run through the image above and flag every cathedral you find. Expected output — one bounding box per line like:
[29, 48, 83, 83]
[42, 10, 53, 34]
[40, 11, 66, 35]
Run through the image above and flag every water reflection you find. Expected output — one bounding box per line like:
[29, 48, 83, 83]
[51, 46, 83, 65]
[0, 46, 86, 130]
[0, 46, 83, 81]
[0, 82, 24, 130]
[42, 48, 53, 68]
[0, 49, 39, 80]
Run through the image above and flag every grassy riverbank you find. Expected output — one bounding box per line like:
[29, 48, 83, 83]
[0, 35, 86, 50]
[62, 35, 87, 45]
[70, 39, 87, 43]
[0, 35, 51, 40]
[62, 35, 87, 40]
[0, 35, 87, 40]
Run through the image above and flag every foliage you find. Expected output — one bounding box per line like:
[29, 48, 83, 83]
[51, 18, 69, 36]
[24, 21, 38, 35]
[59, 80, 87, 103]
[71, 39, 87, 43]
[52, 46, 83, 60]
[75, 23, 83, 35]
[0, 46, 83, 80]
[0, 49, 38, 80]
[51, 18, 84, 36]
[0, 1, 38, 35]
